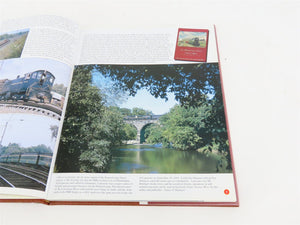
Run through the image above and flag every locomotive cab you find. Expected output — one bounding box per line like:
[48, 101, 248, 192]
[0, 70, 55, 103]
[27, 70, 55, 103]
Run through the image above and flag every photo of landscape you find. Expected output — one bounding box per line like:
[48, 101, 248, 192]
[0, 29, 29, 60]
[55, 63, 232, 174]
[0, 113, 59, 191]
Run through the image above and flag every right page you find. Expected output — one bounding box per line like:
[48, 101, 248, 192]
[47, 26, 238, 206]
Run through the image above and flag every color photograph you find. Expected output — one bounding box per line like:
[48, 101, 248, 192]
[0, 28, 29, 60]
[177, 31, 207, 48]
[0, 113, 59, 191]
[55, 63, 232, 174]
[0, 58, 72, 118]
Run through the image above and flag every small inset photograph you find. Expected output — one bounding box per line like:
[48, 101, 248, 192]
[0, 113, 59, 191]
[177, 31, 207, 48]
[0, 58, 72, 120]
[0, 28, 29, 60]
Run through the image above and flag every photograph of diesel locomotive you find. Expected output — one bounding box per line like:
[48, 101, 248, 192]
[0, 57, 72, 112]
[0, 57, 72, 192]
[0, 69, 55, 103]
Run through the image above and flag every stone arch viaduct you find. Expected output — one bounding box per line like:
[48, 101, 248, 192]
[124, 115, 161, 144]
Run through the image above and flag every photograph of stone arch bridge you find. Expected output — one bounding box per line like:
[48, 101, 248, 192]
[54, 63, 233, 174]
[124, 115, 161, 144]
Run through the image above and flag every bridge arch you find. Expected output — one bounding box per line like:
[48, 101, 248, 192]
[124, 115, 161, 144]
[140, 123, 155, 144]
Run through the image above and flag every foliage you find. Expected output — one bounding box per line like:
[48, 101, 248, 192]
[52, 83, 67, 96]
[0, 143, 52, 155]
[55, 66, 109, 172]
[54, 66, 137, 173]
[50, 125, 59, 140]
[55, 63, 232, 171]
[87, 63, 231, 169]
[0, 31, 28, 41]
[109, 106, 152, 117]
[145, 105, 206, 150]
[144, 124, 165, 145]
[123, 123, 137, 140]
[132, 107, 153, 116]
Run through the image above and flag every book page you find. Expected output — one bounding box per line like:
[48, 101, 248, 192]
[78, 28, 217, 64]
[47, 26, 238, 205]
[0, 16, 75, 199]
[0, 15, 81, 65]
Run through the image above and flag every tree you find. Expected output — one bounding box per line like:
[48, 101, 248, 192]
[50, 125, 59, 141]
[52, 83, 67, 96]
[54, 66, 135, 173]
[145, 105, 209, 151]
[87, 63, 231, 169]
[0, 143, 52, 154]
[132, 107, 153, 116]
[122, 124, 137, 140]
[55, 63, 232, 171]
[55, 66, 109, 172]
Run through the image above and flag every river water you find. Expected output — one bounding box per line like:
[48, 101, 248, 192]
[108, 144, 224, 173]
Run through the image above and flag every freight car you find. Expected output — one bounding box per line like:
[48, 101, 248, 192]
[0, 70, 55, 103]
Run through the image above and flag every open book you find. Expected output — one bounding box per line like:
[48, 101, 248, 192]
[0, 15, 238, 206]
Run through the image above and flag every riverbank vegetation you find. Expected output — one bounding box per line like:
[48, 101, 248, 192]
[55, 63, 232, 173]
[55, 67, 136, 173]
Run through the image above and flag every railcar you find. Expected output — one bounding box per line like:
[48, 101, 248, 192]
[0, 70, 55, 103]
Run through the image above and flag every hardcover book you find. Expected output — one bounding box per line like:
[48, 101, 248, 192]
[0, 15, 238, 206]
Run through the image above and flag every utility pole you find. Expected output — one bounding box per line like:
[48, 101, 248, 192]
[0, 121, 9, 153]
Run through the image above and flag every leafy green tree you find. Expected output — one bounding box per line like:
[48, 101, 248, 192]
[0, 143, 52, 154]
[120, 108, 132, 116]
[55, 66, 109, 172]
[56, 63, 232, 171]
[123, 123, 137, 140]
[144, 124, 165, 145]
[132, 107, 153, 116]
[52, 83, 67, 96]
[50, 125, 59, 141]
[145, 105, 209, 151]
[91, 63, 231, 169]
[55, 66, 135, 173]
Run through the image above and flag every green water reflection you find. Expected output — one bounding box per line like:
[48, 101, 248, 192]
[108, 144, 227, 173]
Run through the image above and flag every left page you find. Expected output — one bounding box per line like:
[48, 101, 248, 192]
[0, 16, 78, 199]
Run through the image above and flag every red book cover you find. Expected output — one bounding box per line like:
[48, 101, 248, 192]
[174, 28, 209, 62]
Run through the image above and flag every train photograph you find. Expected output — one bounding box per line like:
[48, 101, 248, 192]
[177, 31, 207, 48]
[0, 57, 71, 192]
[0, 113, 59, 191]
[0, 57, 72, 118]
[0, 69, 55, 103]
[0, 28, 29, 60]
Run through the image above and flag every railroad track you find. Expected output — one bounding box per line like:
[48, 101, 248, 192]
[0, 101, 62, 120]
[0, 163, 49, 184]
[0, 164, 48, 191]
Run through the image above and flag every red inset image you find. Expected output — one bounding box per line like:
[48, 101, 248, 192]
[174, 28, 209, 62]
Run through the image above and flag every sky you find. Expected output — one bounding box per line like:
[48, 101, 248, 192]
[92, 71, 178, 115]
[0, 113, 59, 150]
[119, 88, 177, 115]
[0, 28, 29, 36]
[179, 31, 207, 41]
[0, 57, 72, 86]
